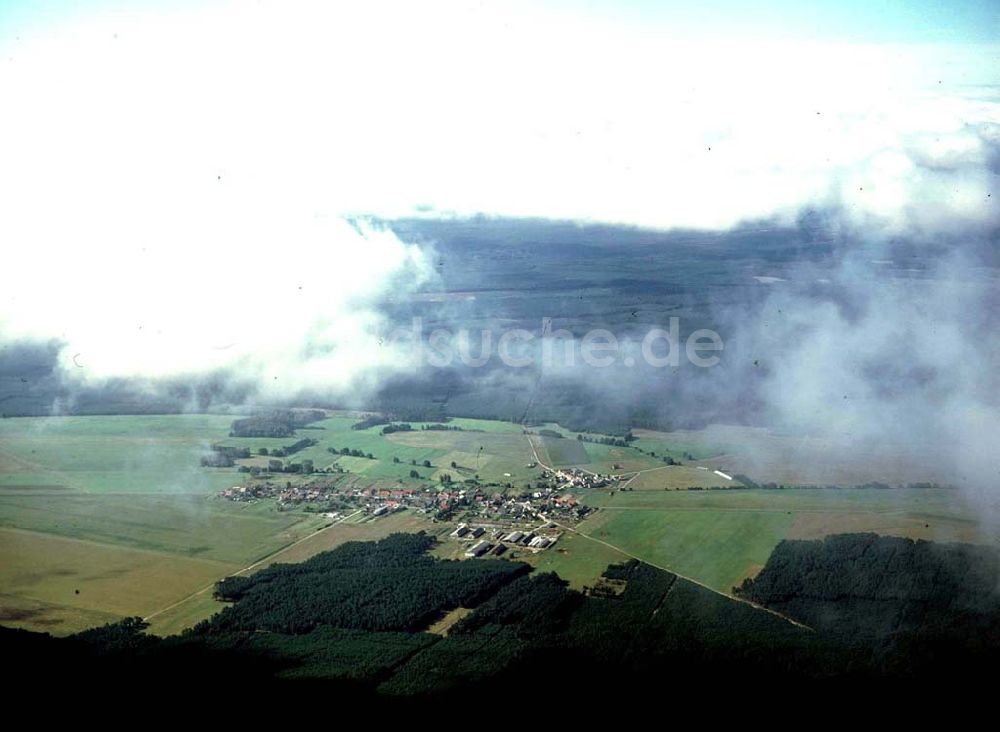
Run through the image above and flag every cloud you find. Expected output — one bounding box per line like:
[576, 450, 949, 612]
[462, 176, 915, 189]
[0, 213, 436, 398]
[0, 0, 997, 433]
[1, 2, 996, 233]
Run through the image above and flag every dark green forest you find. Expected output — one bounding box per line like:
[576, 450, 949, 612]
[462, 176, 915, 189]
[4, 531, 999, 703]
[735, 533, 1000, 670]
[204, 533, 529, 634]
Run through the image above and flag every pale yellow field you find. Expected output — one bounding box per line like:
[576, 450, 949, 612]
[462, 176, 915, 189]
[0, 528, 239, 635]
[425, 606, 472, 636]
[633, 425, 962, 487]
[624, 465, 737, 490]
[257, 511, 440, 567]
[785, 510, 985, 543]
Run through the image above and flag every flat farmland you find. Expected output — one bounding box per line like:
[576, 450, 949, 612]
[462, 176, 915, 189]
[624, 465, 738, 490]
[0, 528, 239, 635]
[631, 425, 963, 487]
[442, 418, 523, 433]
[523, 530, 629, 590]
[0, 414, 240, 494]
[218, 416, 539, 486]
[0, 593, 120, 634]
[580, 508, 793, 592]
[538, 436, 589, 466]
[630, 431, 732, 461]
[386, 429, 537, 483]
[0, 493, 323, 564]
[582, 485, 977, 516]
[575, 441, 663, 473]
[575, 485, 988, 593]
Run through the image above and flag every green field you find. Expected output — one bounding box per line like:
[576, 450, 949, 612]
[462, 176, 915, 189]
[629, 433, 731, 461]
[581, 509, 792, 592]
[575, 486, 987, 593]
[0, 414, 241, 494]
[538, 435, 590, 466]
[624, 465, 739, 489]
[0, 493, 321, 563]
[385, 429, 537, 483]
[211, 414, 546, 486]
[576, 441, 663, 473]
[0, 414, 308, 634]
[524, 531, 629, 590]
[0, 413, 547, 636]
[0, 413, 985, 637]
[582, 485, 976, 515]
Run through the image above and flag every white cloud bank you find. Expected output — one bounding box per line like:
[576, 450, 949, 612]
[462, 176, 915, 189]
[0, 0, 997, 394]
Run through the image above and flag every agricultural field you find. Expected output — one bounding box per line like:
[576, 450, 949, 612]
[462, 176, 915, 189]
[383, 428, 537, 484]
[622, 465, 739, 490]
[629, 430, 733, 462]
[580, 508, 793, 592]
[0, 491, 326, 635]
[575, 485, 988, 593]
[217, 416, 535, 485]
[537, 435, 590, 466]
[530, 432, 664, 474]
[631, 425, 963, 487]
[0, 414, 241, 494]
[0, 493, 321, 563]
[0, 413, 345, 635]
[0, 527, 238, 634]
[574, 441, 663, 473]
[522, 530, 629, 590]
[0, 412, 988, 639]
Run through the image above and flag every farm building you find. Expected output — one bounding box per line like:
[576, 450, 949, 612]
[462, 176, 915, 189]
[465, 540, 491, 557]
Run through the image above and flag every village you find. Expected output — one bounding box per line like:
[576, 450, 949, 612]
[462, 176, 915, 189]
[216, 464, 624, 555]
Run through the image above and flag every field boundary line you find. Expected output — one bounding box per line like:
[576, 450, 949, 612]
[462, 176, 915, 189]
[539, 512, 812, 631]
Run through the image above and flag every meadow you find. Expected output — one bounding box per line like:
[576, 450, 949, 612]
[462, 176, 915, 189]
[220, 416, 535, 484]
[580, 508, 793, 592]
[523, 530, 629, 590]
[0, 412, 986, 637]
[0, 493, 320, 563]
[575, 485, 988, 593]
[630, 425, 963, 487]
[623, 465, 738, 489]
[0, 414, 341, 635]
[0, 414, 240, 494]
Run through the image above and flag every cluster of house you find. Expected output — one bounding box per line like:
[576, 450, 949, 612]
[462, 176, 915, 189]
[219, 484, 285, 502]
[542, 467, 615, 490]
[453, 523, 560, 558]
[219, 470, 597, 526]
[346, 484, 593, 524]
